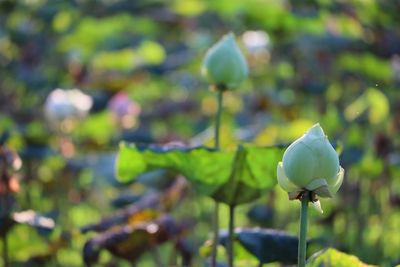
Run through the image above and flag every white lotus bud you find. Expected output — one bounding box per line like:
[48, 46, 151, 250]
[277, 124, 344, 203]
[202, 32, 248, 89]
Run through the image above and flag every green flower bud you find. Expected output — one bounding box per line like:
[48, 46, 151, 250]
[277, 124, 344, 202]
[202, 32, 248, 89]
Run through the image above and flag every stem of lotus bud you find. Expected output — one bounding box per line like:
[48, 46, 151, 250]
[211, 89, 224, 267]
[228, 204, 235, 267]
[298, 191, 310, 267]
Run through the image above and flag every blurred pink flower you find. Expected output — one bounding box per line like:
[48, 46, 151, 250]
[108, 92, 141, 129]
[108, 92, 141, 119]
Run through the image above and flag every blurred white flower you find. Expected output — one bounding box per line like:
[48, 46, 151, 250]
[44, 88, 93, 122]
[242, 30, 271, 66]
[242, 30, 270, 52]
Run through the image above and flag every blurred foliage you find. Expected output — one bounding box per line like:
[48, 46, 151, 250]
[1, 0, 400, 266]
[307, 248, 375, 267]
[82, 177, 192, 266]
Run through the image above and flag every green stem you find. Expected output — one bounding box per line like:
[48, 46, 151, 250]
[0, 152, 9, 267]
[211, 202, 219, 267]
[214, 89, 223, 149]
[2, 234, 8, 267]
[152, 247, 165, 267]
[1, 180, 9, 267]
[228, 205, 235, 267]
[298, 192, 309, 267]
[211, 89, 224, 267]
[1, 195, 9, 267]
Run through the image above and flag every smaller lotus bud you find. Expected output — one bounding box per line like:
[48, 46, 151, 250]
[277, 124, 344, 212]
[202, 32, 248, 89]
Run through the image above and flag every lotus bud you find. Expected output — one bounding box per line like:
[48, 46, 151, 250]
[202, 32, 248, 89]
[277, 124, 344, 212]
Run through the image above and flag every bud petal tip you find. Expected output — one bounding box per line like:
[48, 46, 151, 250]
[306, 123, 325, 138]
[311, 200, 324, 214]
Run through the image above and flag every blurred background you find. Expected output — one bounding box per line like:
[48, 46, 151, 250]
[0, 0, 400, 266]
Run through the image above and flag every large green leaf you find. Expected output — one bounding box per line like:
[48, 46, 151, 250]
[116, 143, 283, 205]
[211, 146, 283, 205]
[307, 248, 375, 267]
